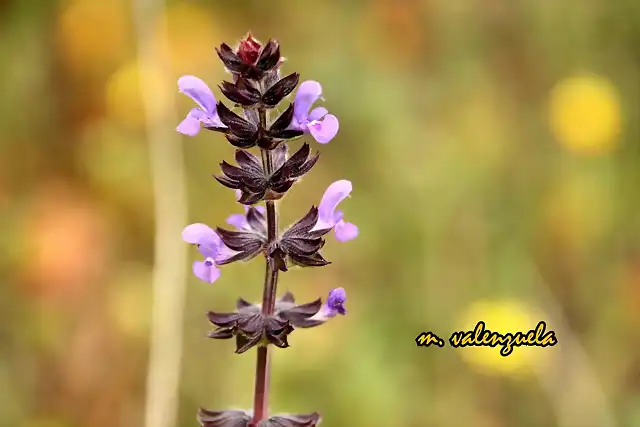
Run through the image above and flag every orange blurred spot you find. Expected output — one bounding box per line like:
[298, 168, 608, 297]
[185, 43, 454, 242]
[21, 181, 109, 297]
[356, 0, 426, 69]
[621, 262, 640, 327]
[57, 0, 130, 74]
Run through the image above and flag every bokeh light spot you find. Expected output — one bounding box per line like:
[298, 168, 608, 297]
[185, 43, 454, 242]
[155, 3, 225, 77]
[356, 0, 424, 68]
[21, 182, 108, 297]
[56, 0, 130, 75]
[106, 60, 171, 129]
[549, 74, 622, 155]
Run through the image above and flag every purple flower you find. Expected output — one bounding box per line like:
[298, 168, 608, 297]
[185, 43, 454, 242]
[176, 76, 226, 137]
[326, 287, 347, 316]
[290, 81, 339, 144]
[182, 223, 230, 283]
[312, 288, 347, 321]
[311, 180, 358, 242]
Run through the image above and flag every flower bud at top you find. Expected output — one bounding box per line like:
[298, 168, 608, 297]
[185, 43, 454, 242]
[237, 33, 262, 65]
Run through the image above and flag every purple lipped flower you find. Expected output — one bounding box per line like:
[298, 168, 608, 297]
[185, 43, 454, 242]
[311, 180, 358, 242]
[176, 76, 226, 137]
[326, 287, 347, 316]
[310, 288, 347, 322]
[182, 223, 230, 283]
[289, 81, 339, 144]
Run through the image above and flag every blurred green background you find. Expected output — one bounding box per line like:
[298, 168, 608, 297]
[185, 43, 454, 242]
[1, 0, 640, 426]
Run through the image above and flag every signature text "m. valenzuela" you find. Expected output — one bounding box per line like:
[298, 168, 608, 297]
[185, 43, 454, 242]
[449, 321, 558, 356]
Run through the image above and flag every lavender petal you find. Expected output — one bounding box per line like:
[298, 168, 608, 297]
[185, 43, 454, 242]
[177, 109, 205, 136]
[182, 223, 216, 244]
[314, 180, 352, 230]
[227, 213, 249, 230]
[293, 80, 322, 122]
[193, 259, 221, 284]
[334, 220, 358, 242]
[308, 114, 339, 144]
[307, 106, 328, 122]
[178, 75, 217, 114]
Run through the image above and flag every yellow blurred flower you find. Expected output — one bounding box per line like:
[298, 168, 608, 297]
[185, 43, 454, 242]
[106, 60, 171, 129]
[57, 0, 130, 74]
[549, 74, 622, 155]
[155, 3, 226, 77]
[455, 299, 551, 378]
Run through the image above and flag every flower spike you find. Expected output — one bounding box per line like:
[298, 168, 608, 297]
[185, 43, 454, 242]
[177, 33, 355, 426]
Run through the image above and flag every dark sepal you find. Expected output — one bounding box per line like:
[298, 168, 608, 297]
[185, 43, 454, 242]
[237, 190, 267, 205]
[262, 73, 300, 107]
[257, 413, 321, 427]
[217, 102, 259, 138]
[219, 78, 261, 106]
[226, 133, 261, 149]
[236, 149, 263, 174]
[215, 43, 251, 75]
[254, 104, 303, 150]
[270, 207, 332, 271]
[269, 143, 320, 193]
[236, 297, 254, 310]
[235, 331, 264, 354]
[263, 316, 294, 348]
[284, 206, 331, 239]
[216, 102, 260, 148]
[255, 40, 281, 73]
[289, 252, 330, 268]
[214, 227, 266, 264]
[198, 408, 252, 427]
[213, 150, 269, 203]
[271, 143, 288, 171]
[277, 298, 323, 328]
[267, 245, 288, 272]
[207, 309, 294, 354]
[214, 144, 315, 204]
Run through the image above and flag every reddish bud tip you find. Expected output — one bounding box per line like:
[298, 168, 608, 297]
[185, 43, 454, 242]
[237, 32, 262, 65]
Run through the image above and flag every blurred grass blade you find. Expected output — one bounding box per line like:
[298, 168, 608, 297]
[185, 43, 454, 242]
[132, 1, 188, 427]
